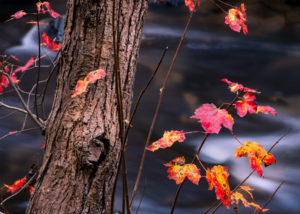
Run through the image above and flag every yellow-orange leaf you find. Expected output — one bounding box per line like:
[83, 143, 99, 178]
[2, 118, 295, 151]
[164, 156, 200, 185]
[71, 69, 106, 98]
[235, 141, 276, 176]
[146, 130, 185, 152]
[206, 165, 231, 208]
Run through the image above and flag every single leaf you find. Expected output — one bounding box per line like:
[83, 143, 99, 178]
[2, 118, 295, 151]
[235, 141, 276, 176]
[14, 56, 34, 73]
[0, 75, 9, 93]
[6, 10, 27, 22]
[225, 3, 248, 34]
[29, 185, 34, 195]
[71, 69, 106, 98]
[257, 105, 277, 116]
[164, 156, 200, 185]
[185, 0, 200, 12]
[4, 177, 27, 193]
[41, 32, 62, 52]
[235, 92, 257, 117]
[146, 130, 185, 152]
[206, 165, 231, 208]
[191, 103, 234, 134]
[221, 78, 260, 94]
[249, 202, 269, 212]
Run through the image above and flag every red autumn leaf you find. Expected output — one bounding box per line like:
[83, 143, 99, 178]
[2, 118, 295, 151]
[14, 56, 34, 73]
[235, 92, 257, 117]
[164, 156, 201, 185]
[146, 130, 185, 152]
[206, 165, 231, 208]
[231, 186, 269, 212]
[4, 177, 27, 194]
[191, 103, 234, 134]
[221, 78, 260, 94]
[72, 69, 106, 98]
[29, 185, 34, 195]
[6, 10, 27, 22]
[185, 0, 200, 12]
[225, 3, 248, 34]
[41, 32, 62, 52]
[257, 105, 277, 116]
[235, 141, 276, 176]
[0, 75, 9, 93]
[37, 1, 62, 18]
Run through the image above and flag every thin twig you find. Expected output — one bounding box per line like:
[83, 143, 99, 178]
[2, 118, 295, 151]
[0, 72, 44, 129]
[0, 102, 27, 114]
[34, 9, 41, 120]
[130, 11, 194, 210]
[258, 181, 285, 214]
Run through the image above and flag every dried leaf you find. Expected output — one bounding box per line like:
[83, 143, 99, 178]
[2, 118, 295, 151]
[146, 130, 185, 152]
[206, 165, 231, 208]
[225, 3, 248, 34]
[235, 141, 276, 176]
[191, 103, 234, 134]
[164, 156, 201, 185]
[235, 92, 257, 117]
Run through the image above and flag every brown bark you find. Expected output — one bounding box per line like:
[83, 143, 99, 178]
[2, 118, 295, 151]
[27, 0, 148, 213]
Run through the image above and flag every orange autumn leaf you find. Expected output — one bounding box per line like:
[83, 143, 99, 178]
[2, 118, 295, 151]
[191, 103, 234, 134]
[4, 177, 27, 194]
[235, 141, 276, 176]
[8, 131, 18, 135]
[41, 32, 62, 52]
[235, 92, 257, 117]
[146, 130, 185, 152]
[206, 165, 231, 208]
[185, 0, 200, 12]
[6, 10, 27, 22]
[225, 3, 248, 34]
[231, 186, 269, 212]
[221, 78, 260, 94]
[257, 105, 277, 116]
[164, 156, 200, 185]
[71, 69, 106, 98]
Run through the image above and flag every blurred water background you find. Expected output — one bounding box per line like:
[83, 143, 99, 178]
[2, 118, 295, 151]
[0, 0, 299, 213]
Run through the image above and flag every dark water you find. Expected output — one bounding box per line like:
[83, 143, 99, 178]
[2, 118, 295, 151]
[0, 1, 300, 214]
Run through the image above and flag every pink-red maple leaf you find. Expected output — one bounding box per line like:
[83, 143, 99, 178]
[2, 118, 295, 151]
[164, 156, 201, 185]
[235, 92, 257, 117]
[14, 56, 34, 73]
[185, 0, 200, 12]
[257, 105, 277, 116]
[147, 130, 185, 152]
[225, 3, 248, 34]
[6, 10, 27, 22]
[191, 103, 234, 134]
[221, 78, 260, 94]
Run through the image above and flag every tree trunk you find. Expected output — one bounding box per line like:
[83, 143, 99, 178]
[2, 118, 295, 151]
[27, 0, 148, 213]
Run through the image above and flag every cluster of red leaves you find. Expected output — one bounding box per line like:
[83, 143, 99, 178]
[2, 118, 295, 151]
[235, 141, 276, 176]
[72, 69, 106, 98]
[41, 32, 62, 52]
[225, 3, 248, 34]
[191, 103, 234, 134]
[147, 130, 185, 152]
[206, 165, 231, 208]
[164, 156, 200, 185]
[185, 0, 200, 12]
[37, 1, 62, 18]
[231, 186, 269, 212]
[4, 177, 27, 193]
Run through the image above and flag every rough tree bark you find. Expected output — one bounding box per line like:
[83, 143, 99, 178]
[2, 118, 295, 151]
[27, 0, 149, 213]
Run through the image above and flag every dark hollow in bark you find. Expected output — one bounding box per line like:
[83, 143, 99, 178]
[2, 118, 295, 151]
[27, 1, 149, 213]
